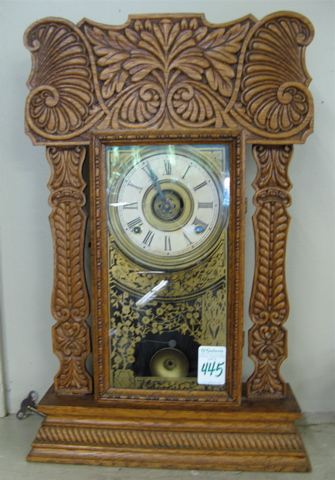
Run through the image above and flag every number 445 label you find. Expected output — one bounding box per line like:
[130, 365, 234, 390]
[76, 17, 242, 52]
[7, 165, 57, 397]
[197, 346, 226, 385]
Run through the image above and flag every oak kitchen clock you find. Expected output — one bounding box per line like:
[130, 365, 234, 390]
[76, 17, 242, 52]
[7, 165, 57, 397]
[24, 11, 314, 472]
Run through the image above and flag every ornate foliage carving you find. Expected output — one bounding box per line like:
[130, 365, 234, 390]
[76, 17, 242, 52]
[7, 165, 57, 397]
[232, 15, 314, 140]
[247, 145, 293, 398]
[24, 13, 314, 143]
[47, 146, 92, 393]
[84, 17, 250, 130]
[24, 19, 99, 141]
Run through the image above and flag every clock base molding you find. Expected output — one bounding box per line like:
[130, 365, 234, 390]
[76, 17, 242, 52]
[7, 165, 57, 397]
[27, 384, 310, 472]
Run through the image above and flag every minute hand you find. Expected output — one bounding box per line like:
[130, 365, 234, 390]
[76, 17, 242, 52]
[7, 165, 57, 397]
[144, 164, 169, 207]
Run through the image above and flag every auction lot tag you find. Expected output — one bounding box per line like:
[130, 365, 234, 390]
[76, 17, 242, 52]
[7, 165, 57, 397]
[197, 346, 226, 385]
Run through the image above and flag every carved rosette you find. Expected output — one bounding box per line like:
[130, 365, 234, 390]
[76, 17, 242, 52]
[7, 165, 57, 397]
[47, 146, 92, 393]
[247, 145, 293, 398]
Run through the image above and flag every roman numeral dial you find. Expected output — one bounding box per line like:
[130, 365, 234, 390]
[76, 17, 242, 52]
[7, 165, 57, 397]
[107, 147, 229, 271]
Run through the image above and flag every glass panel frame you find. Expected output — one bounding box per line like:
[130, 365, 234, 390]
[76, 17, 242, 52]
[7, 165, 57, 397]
[90, 130, 245, 406]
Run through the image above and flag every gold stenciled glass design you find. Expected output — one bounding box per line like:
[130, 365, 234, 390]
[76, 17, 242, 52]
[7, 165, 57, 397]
[106, 144, 230, 391]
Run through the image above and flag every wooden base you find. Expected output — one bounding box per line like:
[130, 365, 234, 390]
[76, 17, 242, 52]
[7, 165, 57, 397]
[27, 385, 310, 472]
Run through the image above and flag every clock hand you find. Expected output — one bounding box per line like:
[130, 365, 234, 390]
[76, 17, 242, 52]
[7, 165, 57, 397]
[145, 164, 170, 209]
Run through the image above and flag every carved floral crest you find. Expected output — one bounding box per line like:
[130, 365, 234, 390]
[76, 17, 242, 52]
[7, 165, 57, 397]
[24, 13, 314, 143]
[84, 17, 250, 129]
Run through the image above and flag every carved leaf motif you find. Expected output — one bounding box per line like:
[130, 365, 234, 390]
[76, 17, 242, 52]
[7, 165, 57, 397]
[51, 202, 88, 322]
[84, 18, 251, 128]
[26, 22, 94, 135]
[48, 147, 85, 190]
[85, 27, 139, 98]
[252, 202, 289, 323]
[168, 81, 234, 128]
[249, 357, 285, 395]
[24, 14, 314, 141]
[253, 145, 292, 190]
[200, 23, 250, 97]
[248, 322, 286, 396]
[112, 85, 164, 128]
[55, 354, 91, 390]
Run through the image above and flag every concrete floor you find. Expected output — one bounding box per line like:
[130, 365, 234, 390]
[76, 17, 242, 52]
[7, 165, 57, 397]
[0, 413, 334, 480]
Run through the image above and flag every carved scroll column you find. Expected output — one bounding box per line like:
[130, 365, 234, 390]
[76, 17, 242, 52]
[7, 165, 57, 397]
[247, 145, 293, 399]
[47, 146, 92, 394]
[24, 19, 96, 394]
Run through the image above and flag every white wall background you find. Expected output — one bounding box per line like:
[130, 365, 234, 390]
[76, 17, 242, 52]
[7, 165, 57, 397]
[0, 0, 334, 415]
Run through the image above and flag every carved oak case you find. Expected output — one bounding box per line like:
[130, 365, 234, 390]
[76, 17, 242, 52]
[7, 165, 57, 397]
[24, 11, 314, 472]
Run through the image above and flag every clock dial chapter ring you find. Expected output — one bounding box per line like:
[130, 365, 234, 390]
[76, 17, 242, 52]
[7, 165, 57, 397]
[143, 181, 194, 232]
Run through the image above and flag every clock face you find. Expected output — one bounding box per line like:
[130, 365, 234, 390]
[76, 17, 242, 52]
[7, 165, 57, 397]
[107, 146, 228, 270]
